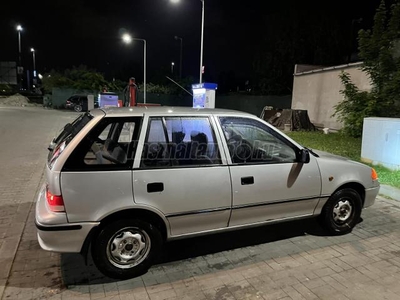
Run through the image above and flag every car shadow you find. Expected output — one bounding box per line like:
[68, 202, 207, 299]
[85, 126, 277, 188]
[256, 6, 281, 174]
[60, 217, 330, 286]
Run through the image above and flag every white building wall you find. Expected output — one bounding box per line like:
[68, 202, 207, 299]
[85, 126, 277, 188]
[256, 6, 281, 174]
[291, 63, 372, 130]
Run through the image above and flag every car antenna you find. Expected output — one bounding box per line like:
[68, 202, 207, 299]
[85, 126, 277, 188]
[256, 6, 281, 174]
[165, 76, 193, 96]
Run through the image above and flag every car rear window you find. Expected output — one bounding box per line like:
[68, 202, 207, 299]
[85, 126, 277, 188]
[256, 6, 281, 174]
[47, 112, 93, 167]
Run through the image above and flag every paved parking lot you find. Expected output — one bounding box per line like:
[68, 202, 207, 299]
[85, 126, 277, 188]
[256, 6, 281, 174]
[1, 107, 400, 300]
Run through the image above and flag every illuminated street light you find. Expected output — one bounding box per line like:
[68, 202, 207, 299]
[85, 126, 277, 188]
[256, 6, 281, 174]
[16, 25, 23, 59]
[30, 48, 36, 73]
[16, 25, 23, 89]
[30, 48, 36, 88]
[122, 33, 132, 44]
[122, 33, 147, 103]
[171, 62, 175, 74]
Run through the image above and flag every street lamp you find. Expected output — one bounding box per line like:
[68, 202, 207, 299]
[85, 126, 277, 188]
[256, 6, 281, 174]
[16, 25, 22, 66]
[174, 36, 183, 79]
[171, 0, 205, 83]
[122, 33, 147, 103]
[16, 25, 23, 89]
[171, 62, 175, 74]
[30, 48, 36, 77]
[199, 0, 205, 83]
[30, 48, 36, 89]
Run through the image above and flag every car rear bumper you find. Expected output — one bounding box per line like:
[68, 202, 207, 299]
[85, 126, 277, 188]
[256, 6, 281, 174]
[364, 185, 380, 208]
[35, 184, 99, 253]
[35, 220, 98, 253]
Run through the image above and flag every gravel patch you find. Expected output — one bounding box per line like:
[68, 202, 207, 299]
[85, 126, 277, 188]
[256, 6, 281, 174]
[0, 94, 42, 107]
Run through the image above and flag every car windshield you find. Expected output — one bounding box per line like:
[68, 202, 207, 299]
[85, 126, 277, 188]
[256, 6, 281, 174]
[47, 112, 93, 164]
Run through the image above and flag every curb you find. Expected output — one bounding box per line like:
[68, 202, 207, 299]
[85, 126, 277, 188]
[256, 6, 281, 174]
[379, 184, 400, 202]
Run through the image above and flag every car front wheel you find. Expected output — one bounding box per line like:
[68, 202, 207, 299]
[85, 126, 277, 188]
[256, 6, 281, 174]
[91, 219, 162, 279]
[321, 188, 362, 235]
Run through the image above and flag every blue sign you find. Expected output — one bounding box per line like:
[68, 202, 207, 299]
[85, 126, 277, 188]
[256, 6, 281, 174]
[192, 83, 218, 90]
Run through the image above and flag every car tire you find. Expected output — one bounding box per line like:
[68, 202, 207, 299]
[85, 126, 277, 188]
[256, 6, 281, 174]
[74, 104, 83, 112]
[321, 188, 362, 235]
[91, 219, 162, 279]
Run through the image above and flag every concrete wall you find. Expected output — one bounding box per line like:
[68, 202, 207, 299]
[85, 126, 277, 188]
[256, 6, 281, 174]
[291, 62, 372, 130]
[50, 87, 291, 117]
[216, 94, 291, 116]
[138, 92, 292, 117]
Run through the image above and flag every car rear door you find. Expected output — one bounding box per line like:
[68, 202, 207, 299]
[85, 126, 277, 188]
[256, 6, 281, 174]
[216, 116, 322, 227]
[60, 116, 142, 222]
[132, 115, 232, 237]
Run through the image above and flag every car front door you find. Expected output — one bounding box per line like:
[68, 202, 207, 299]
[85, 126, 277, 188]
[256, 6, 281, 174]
[132, 116, 232, 237]
[217, 116, 322, 227]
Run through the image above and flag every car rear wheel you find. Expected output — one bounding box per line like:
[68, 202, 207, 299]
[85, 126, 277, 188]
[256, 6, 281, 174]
[321, 188, 362, 235]
[74, 104, 83, 112]
[91, 219, 162, 279]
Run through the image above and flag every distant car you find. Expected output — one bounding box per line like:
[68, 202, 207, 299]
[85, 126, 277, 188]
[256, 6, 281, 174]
[36, 107, 380, 279]
[65, 95, 98, 112]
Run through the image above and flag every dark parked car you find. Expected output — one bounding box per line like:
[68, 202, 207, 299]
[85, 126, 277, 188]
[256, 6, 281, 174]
[65, 95, 99, 112]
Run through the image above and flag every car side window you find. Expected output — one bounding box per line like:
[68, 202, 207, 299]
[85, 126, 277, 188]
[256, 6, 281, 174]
[141, 117, 221, 168]
[63, 117, 142, 171]
[141, 118, 170, 167]
[219, 117, 297, 164]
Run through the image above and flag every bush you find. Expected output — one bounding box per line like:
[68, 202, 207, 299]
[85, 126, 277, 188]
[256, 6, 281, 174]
[334, 72, 377, 137]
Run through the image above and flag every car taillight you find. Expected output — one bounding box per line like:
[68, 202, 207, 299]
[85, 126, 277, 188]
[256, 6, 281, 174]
[46, 187, 65, 212]
[371, 168, 378, 181]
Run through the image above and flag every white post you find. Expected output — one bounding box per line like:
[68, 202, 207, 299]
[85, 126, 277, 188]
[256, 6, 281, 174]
[199, 0, 205, 83]
[143, 39, 147, 104]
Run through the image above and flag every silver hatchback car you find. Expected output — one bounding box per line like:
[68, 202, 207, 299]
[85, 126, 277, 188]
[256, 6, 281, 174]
[36, 107, 380, 279]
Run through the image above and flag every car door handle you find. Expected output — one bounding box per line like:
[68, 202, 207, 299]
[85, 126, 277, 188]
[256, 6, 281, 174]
[241, 176, 254, 185]
[147, 182, 164, 193]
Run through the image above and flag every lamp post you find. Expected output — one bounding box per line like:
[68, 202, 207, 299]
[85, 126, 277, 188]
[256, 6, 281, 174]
[174, 36, 183, 79]
[199, 0, 205, 83]
[30, 48, 36, 89]
[171, 0, 205, 83]
[30, 48, 36, 72]
[16, 25, 22, 66]
[171, 62, 175, 75]
[122, 33, 147, 103]
[16, 25, 23, 89]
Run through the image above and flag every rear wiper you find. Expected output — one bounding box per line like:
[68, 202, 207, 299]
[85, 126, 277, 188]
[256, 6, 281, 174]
[304, 147, 319, 157]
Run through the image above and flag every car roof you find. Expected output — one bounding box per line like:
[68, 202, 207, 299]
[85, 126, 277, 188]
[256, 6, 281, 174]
[98, 106, 254, 117]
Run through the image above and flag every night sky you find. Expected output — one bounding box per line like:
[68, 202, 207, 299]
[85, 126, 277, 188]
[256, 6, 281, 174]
[0, 0, 382, 87]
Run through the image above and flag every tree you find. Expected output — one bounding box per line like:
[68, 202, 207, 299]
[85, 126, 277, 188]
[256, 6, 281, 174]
[335, 0, 400, 137]
[42, 66, 123, 93]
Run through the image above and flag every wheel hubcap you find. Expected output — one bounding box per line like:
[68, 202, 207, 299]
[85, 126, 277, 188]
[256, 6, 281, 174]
[333, 199, 353, 223]
[106, 228, 150, 269]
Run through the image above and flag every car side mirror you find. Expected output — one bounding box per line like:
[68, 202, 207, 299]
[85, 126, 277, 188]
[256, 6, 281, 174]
[299, 149, 310, 164]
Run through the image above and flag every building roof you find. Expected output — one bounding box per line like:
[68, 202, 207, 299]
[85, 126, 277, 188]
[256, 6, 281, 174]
[294, 62, 363, 76]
